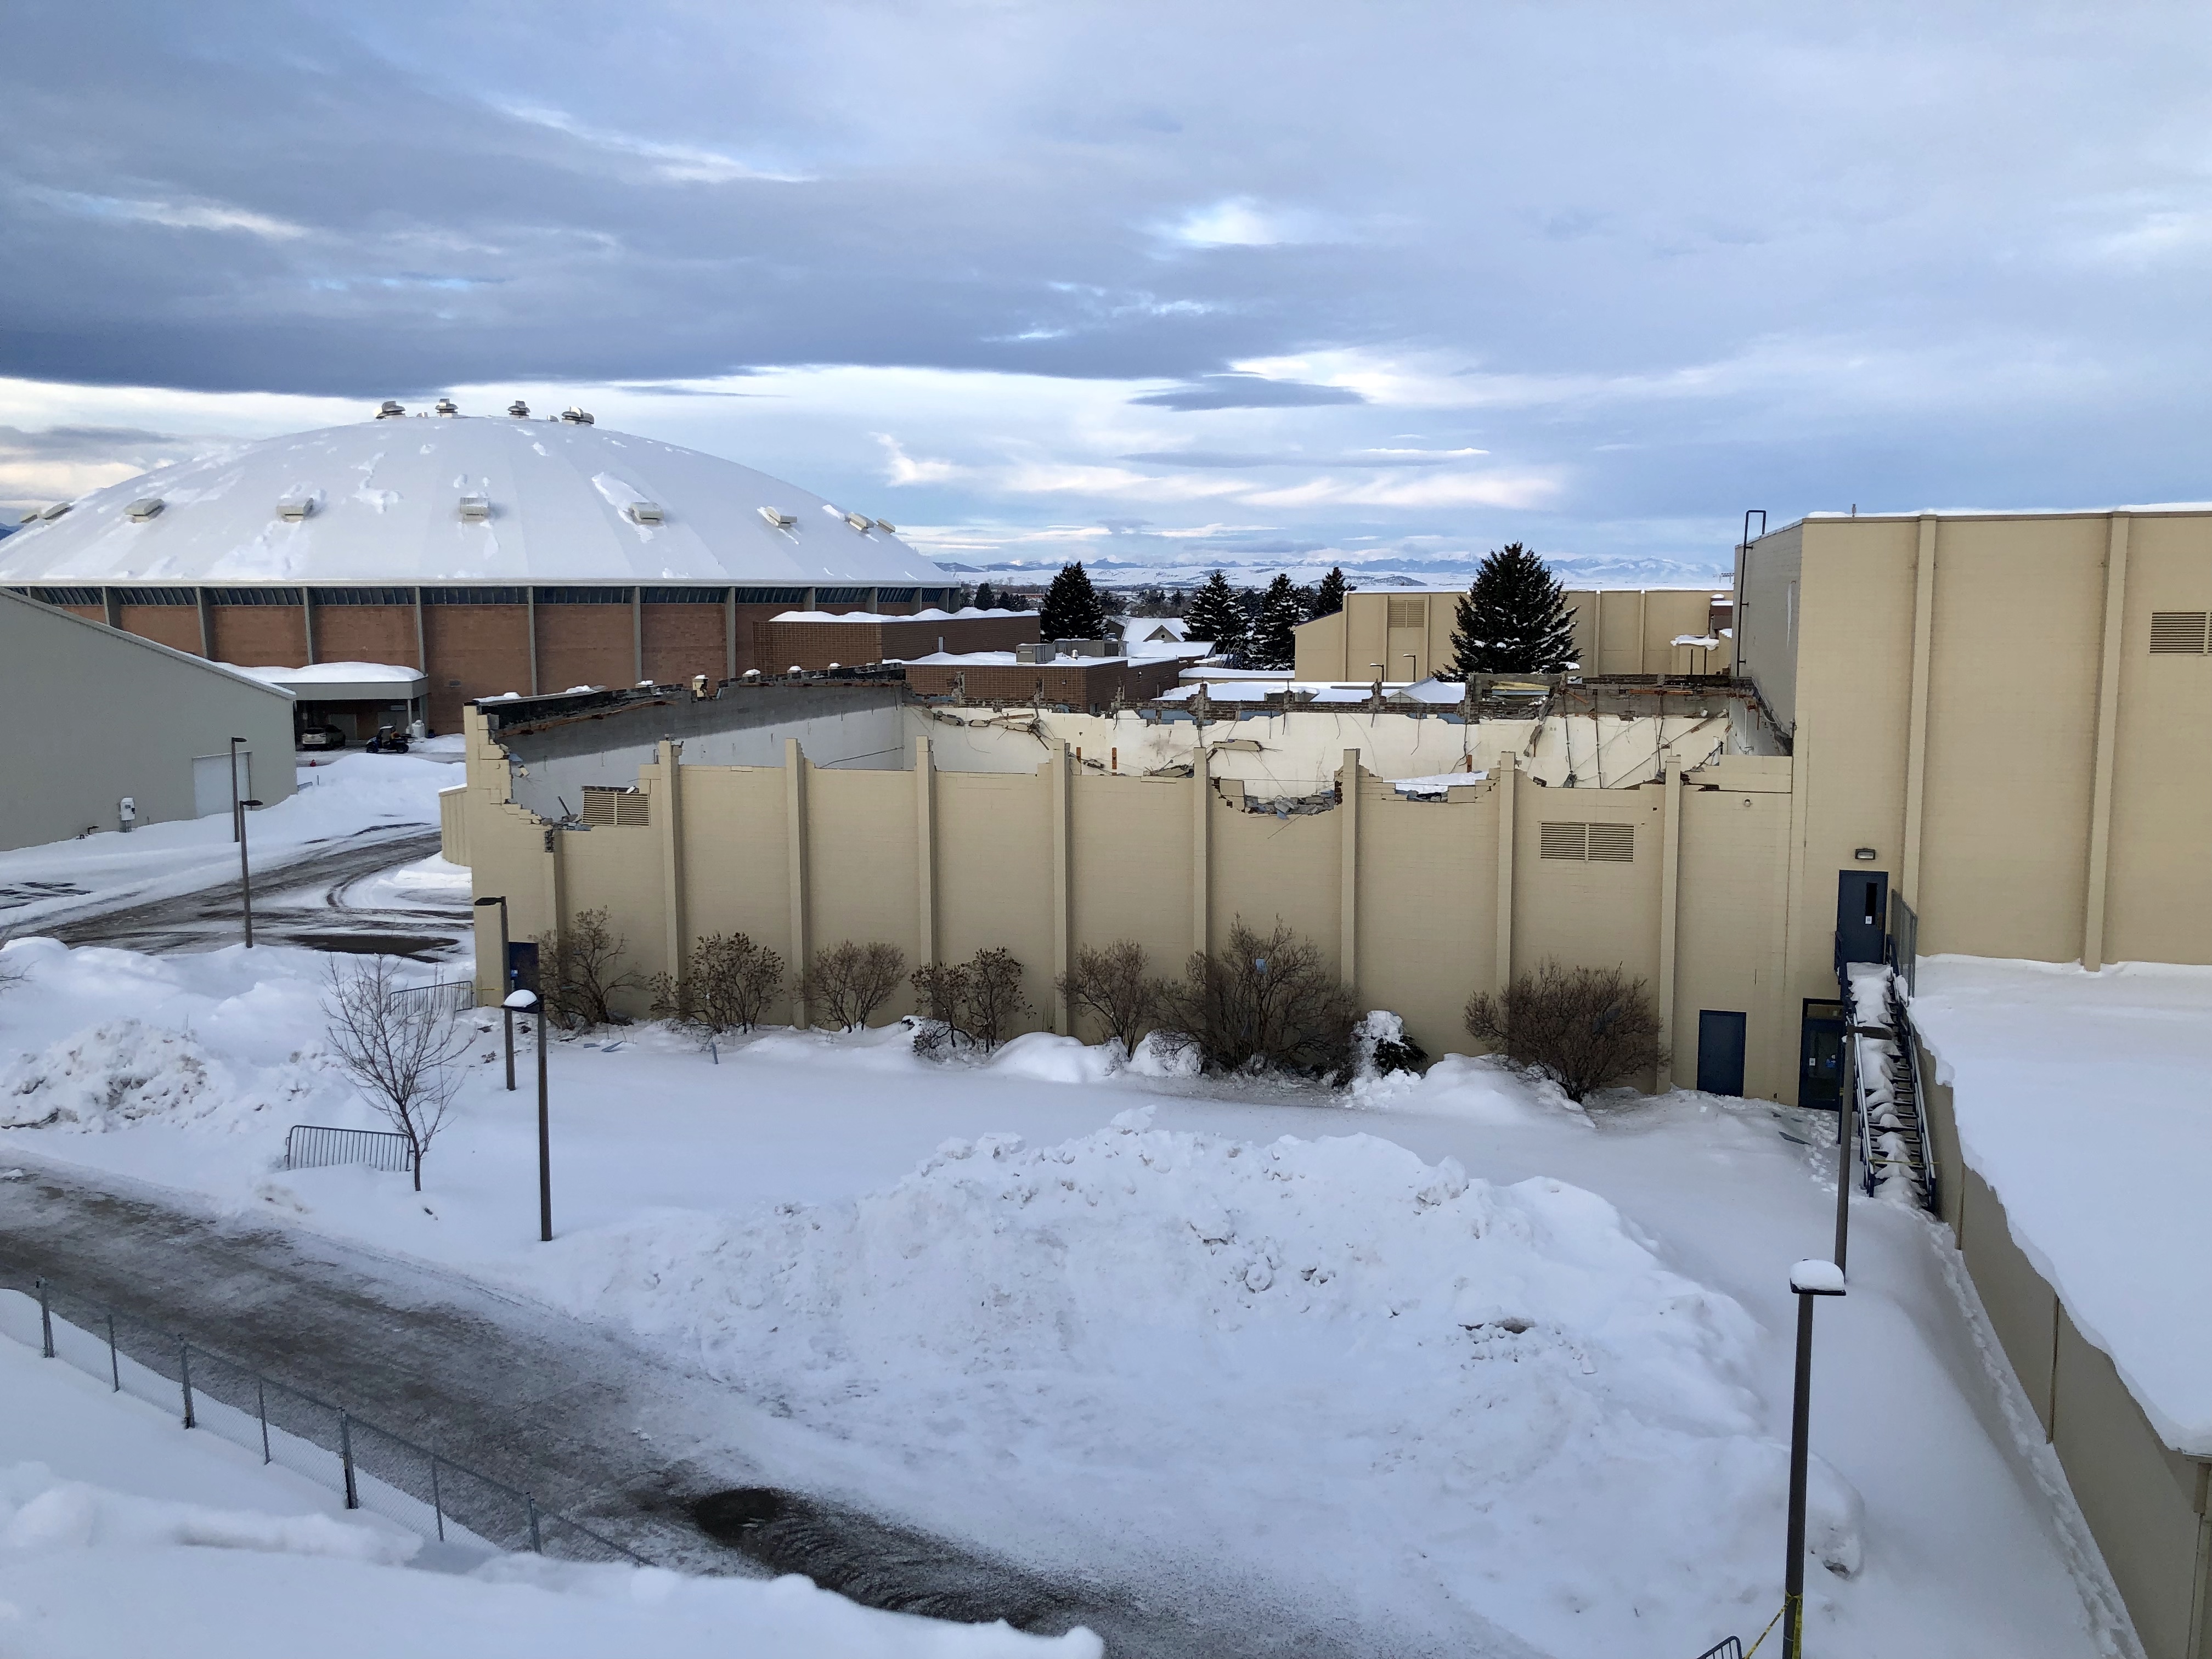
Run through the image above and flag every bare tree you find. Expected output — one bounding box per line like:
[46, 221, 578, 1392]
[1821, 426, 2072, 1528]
[964, 947, 1029, 1052]
[322, 957, 474, 1190]
[540, 907, 642, 1028]
[910, 959, 973, 1040]
[650, 932, 787, 1035]
[800, 940, 907, 1030]
[1463, 961, 1666, 1103]
[1057, 940, 1173, 1056]
[1175, 918, 1356, 1075]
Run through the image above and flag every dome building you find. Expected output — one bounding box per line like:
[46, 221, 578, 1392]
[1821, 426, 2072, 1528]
[0, 403, 972, 730]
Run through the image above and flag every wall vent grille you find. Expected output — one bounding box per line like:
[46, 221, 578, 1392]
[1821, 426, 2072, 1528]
[579, 786, 650, 828]
[1587, 822, 1635, 862]
[1387, 597, 1425, 629]
[1539, 821, 1587, 860]
[2148, 611, 2209, 654]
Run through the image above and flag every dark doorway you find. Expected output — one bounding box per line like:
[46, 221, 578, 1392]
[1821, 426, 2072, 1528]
[1695, 1011, 1747, 1096]
[1836, 868, 1889, 966]
[506, 940, 540, 996]
[1799, 998, 1844, 1109]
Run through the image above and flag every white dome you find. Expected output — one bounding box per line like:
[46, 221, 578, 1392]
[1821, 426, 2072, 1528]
[0, 415, 941, 587]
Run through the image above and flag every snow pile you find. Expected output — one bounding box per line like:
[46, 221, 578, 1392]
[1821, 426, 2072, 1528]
[0, 1464, 417, 1565]
[538, 1116, 1861, 1649]
[0, 1020, 231, 1131]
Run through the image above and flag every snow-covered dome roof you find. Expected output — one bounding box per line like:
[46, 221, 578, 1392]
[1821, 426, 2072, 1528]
[0, 414, 941, 587]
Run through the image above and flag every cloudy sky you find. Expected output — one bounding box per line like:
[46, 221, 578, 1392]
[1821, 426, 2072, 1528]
[2, 0, 2204, 582]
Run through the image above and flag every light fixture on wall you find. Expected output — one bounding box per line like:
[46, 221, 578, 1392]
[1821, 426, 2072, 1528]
[1853, 847, 1877, 861]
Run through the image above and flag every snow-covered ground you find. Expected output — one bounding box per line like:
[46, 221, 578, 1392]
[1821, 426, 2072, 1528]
[1911, 955, 2212, 1455]
[0, 1297, 1093, 1657]
[0, 935, 2137, 1658]
[0, 739, 461, 936]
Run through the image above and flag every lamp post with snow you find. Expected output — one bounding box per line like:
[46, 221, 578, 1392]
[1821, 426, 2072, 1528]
[1782, 1258, 1846, 1659]
[505, 988, 552, 1242]
[473, 895, 514, 1090]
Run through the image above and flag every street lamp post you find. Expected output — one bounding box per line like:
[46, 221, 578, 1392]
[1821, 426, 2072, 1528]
[1782, 1259, 1847, 1659]
[1403, 652, 1418, 682]
[505, 989, 551, 1242]
[230, 739, 262, 947]
[473, 895, 514, 1090]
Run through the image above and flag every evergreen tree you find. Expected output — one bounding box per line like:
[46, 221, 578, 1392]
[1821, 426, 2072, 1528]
[1308, 566, 1350, 619]
[1251, 573, 1304, 670]
[972, 580, 998, 611]
[1040, 562, 1109, 640]
[1183, 570, 1249, 659]
[1446, 543, 1578, 678]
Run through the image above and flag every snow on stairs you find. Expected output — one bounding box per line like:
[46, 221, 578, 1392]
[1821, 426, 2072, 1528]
[1842, 962, 1939, 1211]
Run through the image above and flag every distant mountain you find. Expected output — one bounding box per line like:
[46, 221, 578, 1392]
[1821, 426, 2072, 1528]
[930, 547, 1728, 591]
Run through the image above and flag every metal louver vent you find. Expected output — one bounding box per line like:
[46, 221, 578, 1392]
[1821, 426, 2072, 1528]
[276, 499, 313, 522]
[627, 501, 664, 525]
[1539, 821, 1587, 860]
[458, 495, 490, 522]
[759, 506, 798, 529]
[842, 510, 872, 532]
[1387, 597, 1425, 629]
[2148, 612, 2209, 654]
[125, 497, 166, 522]
[1587, 822, 1635, 862]
[579, 786, 650, 828]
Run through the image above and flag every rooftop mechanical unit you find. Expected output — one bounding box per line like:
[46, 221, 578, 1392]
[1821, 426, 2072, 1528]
[376, 400, 405, 419]
[507, 400, 530, 417]
[560, 406, 595, 425]
[433, 398, 459, 416]
[458, 495, 491, 522]
[842, 511, 872, 532]
[627, 501, 664, 525]
[759, 506, 797, 529]
[124, 497, 166, 522]
[276, 498, 314, 522]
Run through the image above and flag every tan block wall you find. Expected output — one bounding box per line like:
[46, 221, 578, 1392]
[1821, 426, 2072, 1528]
[1292, 588, 1726, 682]
[905, 658, 1186, 708]
[456, 708, 1798, 1094]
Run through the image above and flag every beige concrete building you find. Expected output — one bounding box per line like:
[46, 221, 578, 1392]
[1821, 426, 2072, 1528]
[0, 586, 296, 850]
[1293, 586, 1732, 683]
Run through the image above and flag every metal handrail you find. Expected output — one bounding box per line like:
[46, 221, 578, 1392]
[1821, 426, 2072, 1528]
[285, 1124, 416, 1176]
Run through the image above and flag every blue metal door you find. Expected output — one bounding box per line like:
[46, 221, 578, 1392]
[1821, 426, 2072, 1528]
[1799, 998, 1844, 1109]
[1835, 869, 1889, 966]
[1696, 1011, 1747, 1096]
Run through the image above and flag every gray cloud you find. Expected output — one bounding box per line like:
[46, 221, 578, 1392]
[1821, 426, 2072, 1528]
[1127, 375, 1369, 410]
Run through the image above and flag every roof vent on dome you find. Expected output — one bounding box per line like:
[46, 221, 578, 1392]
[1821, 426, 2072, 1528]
[376, 400, 405, 420]
[276, 498, 314, 523]
[125, 497, 166, 522]
[507, 400, 530, 418]
[35, 502, 73, 522]
[627, 501, 664, 526]
[560, 406, 595, 425]
[458, 495, 492, 522]
[434, 398, 459, 416]
[758, 507, 797, 530]
[842, 511, 872, 532]
[873, 518, 897, 533]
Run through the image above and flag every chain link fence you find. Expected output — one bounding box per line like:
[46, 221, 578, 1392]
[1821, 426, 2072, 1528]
[2, 1274, 645, 1567]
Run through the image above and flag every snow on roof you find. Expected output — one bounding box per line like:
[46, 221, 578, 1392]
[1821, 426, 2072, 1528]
[232, 661, 425, 686]
[770, 607, 1026, 624]
[1672, 634, 1722, 648]
[0, 416, 944, 587]
[1392, 677, 1466, 704]
[1910, 955, 2212, 1453]
[1392, 771, 1489, 797]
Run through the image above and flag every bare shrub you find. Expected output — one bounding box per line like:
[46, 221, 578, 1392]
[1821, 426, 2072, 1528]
[1175, 918, 1357, 1075]
[964, 947, 1029, 1052]
[1057, 940, 1174, 1056]
[323, 956, 473, 1190]
[650, 932, 787, 1035]
[1463, 961, 1666, 1103]
[909, 959, 974, 1056]
[800, 940, 907, 1030]
[540, 907, 642, 1029]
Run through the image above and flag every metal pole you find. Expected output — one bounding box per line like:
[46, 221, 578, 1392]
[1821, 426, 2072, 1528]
[229, 738, 241, 848]
[527, 1492, 543, 1553]
[1782, 1290, 1816, 1659]
[36, 1277, 53, 1358]
[538, 1007, 553, 1242]
[107, 1312, 119, 1390]
[239, 801, 255, 948]
[503, 1008, 516, 1092]
[340, 1410, 359, 1509]
[258, 1377, 270, 1462]
[179, 1339, 196, 1428]
[431, 1457, 445, 1542]
[499, 900, 513, 1090]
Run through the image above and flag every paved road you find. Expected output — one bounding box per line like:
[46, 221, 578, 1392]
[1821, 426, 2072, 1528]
[0, 1159, 1382, 1658]
[43, 826, 462, 959]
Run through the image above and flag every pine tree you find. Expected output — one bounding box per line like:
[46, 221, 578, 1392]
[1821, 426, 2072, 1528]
[1040, 562, 1109, 640]
[1446, 543, 1578, 678]
[1251, 574, 1304, 670]
[1308, 566, 1350, 619]
[972, 580, 998, 612]
[1183, 571, 1249, 659]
